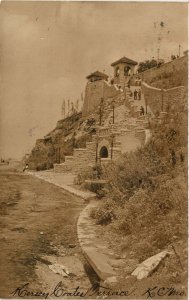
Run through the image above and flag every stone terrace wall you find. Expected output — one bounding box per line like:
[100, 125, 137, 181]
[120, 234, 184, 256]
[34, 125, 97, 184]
[132, 55, 187, 84]
[141, 82, 187, 116]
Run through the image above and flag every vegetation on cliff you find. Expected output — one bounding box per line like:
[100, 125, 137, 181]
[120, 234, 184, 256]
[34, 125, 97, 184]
[28, 112, 98, 170]
[138, 59, 164, 73]
[149, 66, 188, 89]
[145, 55, 188, 89]
[78, 91, 187, 287]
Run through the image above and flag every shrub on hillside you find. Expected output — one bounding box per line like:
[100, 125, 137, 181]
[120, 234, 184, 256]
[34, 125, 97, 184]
[110, 189, 152, 234]
[74, 166, 94, 185]
[103, 141, 165, 201]
[75, 164, 106, 197]
[75, 133, 92, 148]
[83, 181, 105, 197]
[90, 198, 117, 225]
[149, 67, 187, 89]
[138, 59, 158, 73]
[36, 163, 48, 171]
[115, 175, 186, 248]
[76, 164, 103, 185]
[90, 107, 187, 230]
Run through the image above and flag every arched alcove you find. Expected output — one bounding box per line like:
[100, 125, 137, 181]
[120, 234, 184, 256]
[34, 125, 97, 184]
[99, 146, 108, 158]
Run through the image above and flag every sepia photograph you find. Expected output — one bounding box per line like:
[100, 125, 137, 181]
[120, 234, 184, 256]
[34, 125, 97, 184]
[0, 1, 188, 299]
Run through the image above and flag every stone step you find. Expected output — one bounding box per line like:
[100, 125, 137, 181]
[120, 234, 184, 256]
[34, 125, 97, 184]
[74, 148, 87, 151]
[137, 112, 145, 118]
[114, 141, 122, 147]
[120, 128, 131, 134]
[86, 141, 96, 148]
[100, 158, 112, 164]
[135, 130, 145, 138]
[54, 163, 73, 173]
[73, 148, 87, 157]
[112, 147, 122, 152]
[136, 119, 145, 124]
[110, 130, 121, 135]
[91, 135, 99, 142]
[65, 156, 74, 162]
[127, 124, 138, 130]
[143, 122, 150, 129]
[135, 128, 145, 132]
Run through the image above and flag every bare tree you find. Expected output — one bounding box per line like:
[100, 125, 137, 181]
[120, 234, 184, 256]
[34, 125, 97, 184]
[71, 102, 74, 115]
[80, 92, 84, 111]
[67, 99, 70, 116]
[61, 99, 65, 119]
[76, 99, 79, 112]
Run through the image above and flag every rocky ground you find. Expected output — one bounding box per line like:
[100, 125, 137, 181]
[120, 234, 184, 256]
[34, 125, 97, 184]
[0, 164, 98, 299]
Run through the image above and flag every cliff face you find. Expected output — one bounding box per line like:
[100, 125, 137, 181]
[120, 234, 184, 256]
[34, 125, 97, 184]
[28, 112, 98, 170]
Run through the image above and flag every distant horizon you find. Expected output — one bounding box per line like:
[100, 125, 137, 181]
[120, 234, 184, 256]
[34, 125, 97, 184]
[0, 1, 187, 159]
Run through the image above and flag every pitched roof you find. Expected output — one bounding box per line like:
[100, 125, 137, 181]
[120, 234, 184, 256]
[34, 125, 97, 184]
[111, 56, 138, 66]
[86, 71, 109, 80]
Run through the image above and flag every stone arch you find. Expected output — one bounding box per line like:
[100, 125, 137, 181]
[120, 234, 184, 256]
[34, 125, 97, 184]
[98, 139, 111, 159]
[99, 146, 108, 158]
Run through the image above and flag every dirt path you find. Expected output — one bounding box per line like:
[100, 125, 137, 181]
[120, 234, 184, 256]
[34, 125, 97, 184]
[0, 170, 98, 298]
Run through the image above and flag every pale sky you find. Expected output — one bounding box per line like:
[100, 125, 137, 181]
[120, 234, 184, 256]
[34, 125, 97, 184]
[0, 1, 188, 159]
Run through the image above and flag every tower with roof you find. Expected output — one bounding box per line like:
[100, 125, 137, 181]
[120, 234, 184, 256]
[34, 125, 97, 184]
[83, 69, 120, 116]
[111, 56, 138, 88]
[86, 71, 109, 83]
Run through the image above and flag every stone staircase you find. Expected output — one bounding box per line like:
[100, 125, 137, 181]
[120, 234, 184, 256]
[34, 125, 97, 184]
[54, 144, 95, 173]
[54, 117, 148, 174]
[54, 126, 124, 174]
[54, 85, 152, 174]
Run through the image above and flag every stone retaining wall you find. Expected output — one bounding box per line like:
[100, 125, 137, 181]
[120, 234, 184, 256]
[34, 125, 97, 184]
[141, 82, 187, 116]
[77, 200, 116, 281]
[54, 131, 127, 173]
[133, 55, 187, 84]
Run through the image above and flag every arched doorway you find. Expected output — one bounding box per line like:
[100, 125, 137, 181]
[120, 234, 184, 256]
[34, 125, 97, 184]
[124, 66, 131, 76]
[99, 146, 108, 158]
[115, 66, 120, 77]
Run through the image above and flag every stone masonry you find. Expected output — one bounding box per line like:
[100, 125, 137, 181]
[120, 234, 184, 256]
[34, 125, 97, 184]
[83, 56, 138, 117]
[53, 130, 122, 174]
[53, 56, 159, 175]
[133, 55, 187, 84]
[141, 81, 187, 116]
[111, 56, 138, 88]
[83, 80, 121, 117]
[54, 86, 149, 174]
